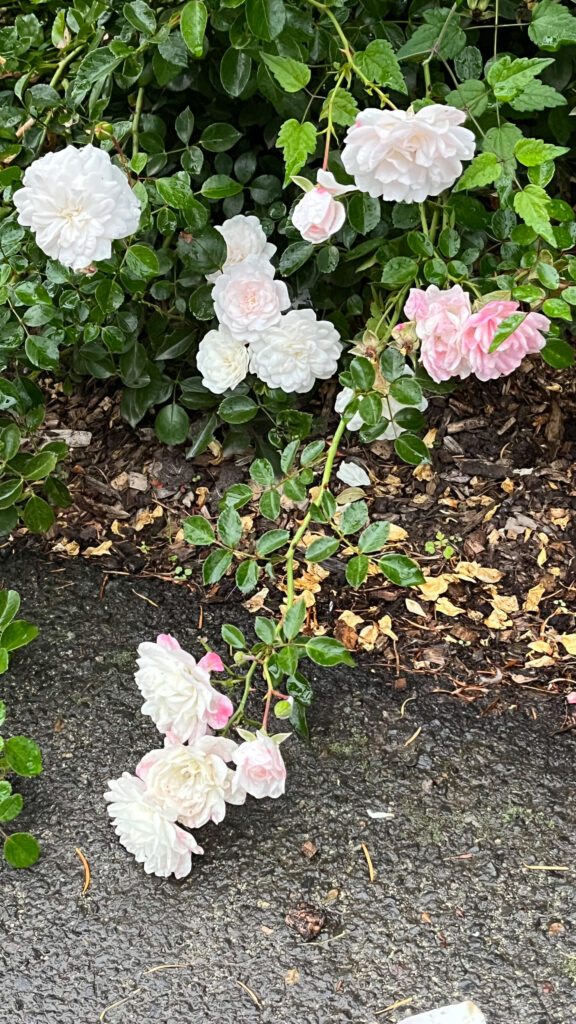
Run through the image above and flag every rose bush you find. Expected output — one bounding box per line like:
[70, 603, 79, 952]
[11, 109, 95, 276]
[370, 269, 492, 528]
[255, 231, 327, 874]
[0, 0, 575, 875]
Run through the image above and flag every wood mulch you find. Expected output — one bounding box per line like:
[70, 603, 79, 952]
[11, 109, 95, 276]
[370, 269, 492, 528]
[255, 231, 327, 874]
[13, 359, 576, 713]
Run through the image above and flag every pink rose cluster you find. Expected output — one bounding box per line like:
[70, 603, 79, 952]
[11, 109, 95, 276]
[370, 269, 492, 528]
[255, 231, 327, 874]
[105, 634, 287, 879]
[403, 285, 550, 383]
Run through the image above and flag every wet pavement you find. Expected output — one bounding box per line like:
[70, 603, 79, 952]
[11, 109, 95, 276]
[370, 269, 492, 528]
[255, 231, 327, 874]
[0, 554, 574, 1024]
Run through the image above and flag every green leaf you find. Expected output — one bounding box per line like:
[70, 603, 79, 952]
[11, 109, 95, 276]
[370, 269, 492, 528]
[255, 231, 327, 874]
[354, 39, 407, 93]
[306, 636, 355, 667]
[279, 241, 314, 276]
[380, 349, 406, 381]
[320, 88, 359, 127]
[73, 49, 123, 98]
[446, 80, 489, 118]
[389, 377, 424, 407]
[280, 440, 299, 474]
[509, 80, 565, 112]
[257, 529, 290, 556]
[22, 496, 54, 533]
[346, 554, 370, 588]
[260, 489, 281, 520]
[394, 433, 430, 466]
[301, 440, 325, 465]
[180, 1, 207, 58]
[397, 8, 466, 60]
[222, 623, 245, 648]
[201, 174, 243, 200]
[277, 120, 317, 182]
[219, 483, 254, 510]
[183, 515, 215, 545]
[283, 599, 307, 641]
[200, 123, 242, 153]
[236, 559, 259, 593]
[0, 793, 23, 822]
[220, 49, 252, 97]
[536, 263, 560, 290]
[156, 174, 196, 209]
[2, 620, 38, 651]
[0, 424, 21, 463]
[542, 298, 572, 321]
[3, 832, 40, 868]
[250, 459, 275, 487]
[218, 396, 258, 424]
[454, 152, 502, 192]
[358, 394, 382, 426]
[513, 185, 555, 245]
[255, 617, 276, 643]
[4, 736, 42, 776]
[347, 194, 381, 235]
[0, 478, 23, 510]
[96, 278, 125, 314]
[203, 549, 233, 584]
[541, 336, 574, 368]
[514, 138, 569, 167]
[260, 53, 310, 92]
[487, 56, 554, 102]
[124, 1, 156, 35]
[381, 257, 418, 288]
[154, 405, 190, 445]
[349, 356, 376, 391]
[528, 1, 576, 51]
[340, 501, 369, 535]
[246, 0, 286, 41]
[305, 537, 339, 562]
[125, 245, 159, 277]
[358, 521, 391, 553]
[0, 590, 19, 630]
[482, 123, 524, 160]
[379, 554, 424, 586]
[218, 507, 243, 548]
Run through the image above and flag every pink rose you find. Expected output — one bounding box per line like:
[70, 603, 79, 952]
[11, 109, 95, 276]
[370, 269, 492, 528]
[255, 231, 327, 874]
[232, 731, 287, 799]
[406, 285, 472, 383]
[460, 300, 550, 381]
[291, 170, 355, 244]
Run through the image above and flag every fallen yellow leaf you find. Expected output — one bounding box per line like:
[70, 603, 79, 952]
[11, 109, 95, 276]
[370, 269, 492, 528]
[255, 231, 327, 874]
[485, 607, 511, 630]
[405, 598, 427, 617]
[436, 596, 465, 617]
[83, 540, 113, 557]
[559, 634, 576, 655]
[455, 561, 504, 584]
[524, 583, 545, 612]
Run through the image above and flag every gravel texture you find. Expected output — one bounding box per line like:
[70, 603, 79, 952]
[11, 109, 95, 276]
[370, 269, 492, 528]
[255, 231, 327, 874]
[0, 555, 574, 1024]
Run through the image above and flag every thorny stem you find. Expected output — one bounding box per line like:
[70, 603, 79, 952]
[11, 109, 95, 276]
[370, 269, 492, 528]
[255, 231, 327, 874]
[49, 44, 83, 89]
[224, 660, 258, 734]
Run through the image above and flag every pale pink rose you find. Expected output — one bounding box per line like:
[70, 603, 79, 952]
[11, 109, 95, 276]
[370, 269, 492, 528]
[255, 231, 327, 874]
[105, 772, 202, 878]
[406, 285, 472, 383]
[135, 637, 233, 743]
[136, 735, 240, 829]
[341, 105, 476, 203]
[291, 170, 356, 244]
[211, 254, 290, 342]
[460, 300, 550, 381]
[232, 731, 287, 799]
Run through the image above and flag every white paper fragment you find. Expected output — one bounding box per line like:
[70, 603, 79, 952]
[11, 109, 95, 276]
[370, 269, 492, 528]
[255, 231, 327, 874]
[336, 461, 370, 487]
[402, 1002, 486, 1024]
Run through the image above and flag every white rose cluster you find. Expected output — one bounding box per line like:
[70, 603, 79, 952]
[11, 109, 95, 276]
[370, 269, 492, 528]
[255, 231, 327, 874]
[105, 633, 288, 879]
[196, 213, 342, 395]
[13, 144, 141, 271]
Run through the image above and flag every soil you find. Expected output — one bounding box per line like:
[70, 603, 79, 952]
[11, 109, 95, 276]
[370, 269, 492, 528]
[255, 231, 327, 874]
[1, 554, 575, 1024]
[21, 359, 576, 706]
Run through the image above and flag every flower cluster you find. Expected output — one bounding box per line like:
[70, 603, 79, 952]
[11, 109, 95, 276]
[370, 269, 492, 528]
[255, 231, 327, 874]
[14, 144, 141, 271]
[197, 214, 342, 395]
[105, 634, 288, 879]
[403, 286, 550, 383]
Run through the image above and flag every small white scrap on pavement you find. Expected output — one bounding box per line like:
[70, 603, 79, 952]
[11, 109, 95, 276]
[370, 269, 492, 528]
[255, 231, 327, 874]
[402, 1002, 487, 1023]
[367, 809, 394, 820]
[336, 461, 370, 487]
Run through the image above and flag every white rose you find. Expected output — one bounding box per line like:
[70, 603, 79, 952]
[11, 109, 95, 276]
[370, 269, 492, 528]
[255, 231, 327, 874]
[335, 367, 428, 440]
[341, 105, 476, 203]
[13, 144, 141, 271]
[291, 170, 356, 244]
[211, 255, 290, 341]
[232, 731, 287, 799]
[196, 325, 250, 394]
[105, 772, 202, 879]
[136, 736, 243, 830]
[206, 214, 276, 283]
[249, 309, 342, 393]
[135, 635, 232, 744]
